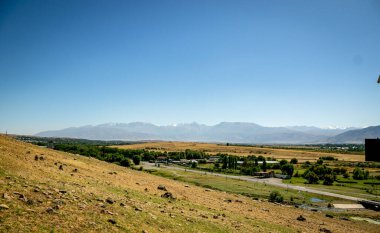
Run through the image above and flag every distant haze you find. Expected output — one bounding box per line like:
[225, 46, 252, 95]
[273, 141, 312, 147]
[35, 122, 380, 144]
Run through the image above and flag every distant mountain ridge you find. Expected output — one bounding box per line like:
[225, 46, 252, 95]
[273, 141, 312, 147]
[327, 126, 380, 144]
[34, 122, 377, 144]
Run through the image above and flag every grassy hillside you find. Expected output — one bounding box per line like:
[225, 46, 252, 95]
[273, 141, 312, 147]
[0, 135, 377, 232]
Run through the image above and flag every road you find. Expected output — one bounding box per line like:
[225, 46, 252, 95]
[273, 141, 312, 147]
[142, 162, 379, 204]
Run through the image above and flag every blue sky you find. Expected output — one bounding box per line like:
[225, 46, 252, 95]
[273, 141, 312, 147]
[0, 0, 379, 134]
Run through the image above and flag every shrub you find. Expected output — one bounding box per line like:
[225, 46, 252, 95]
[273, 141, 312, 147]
[305, 171, 319, 184]
[279, 159, 288, 166]
[281, 164, 294, 177]
[323, 174, 335, 185]
[268, 191, 284, 203]
[333, 167, 347, 175]
[120, 158, 131, 167]
[301, 161, 311, 168]
[261, 160, 267, 172]
[257, 155, 265, 161]
[132, 155, 141, 165]
[198, 159, 207, 164]
[320, 156, 336, 161]
[316, 159, 324, 165]
[353, 167, 369, 180]
[290, 158, 298, 164]
[241, 166, 260, 176]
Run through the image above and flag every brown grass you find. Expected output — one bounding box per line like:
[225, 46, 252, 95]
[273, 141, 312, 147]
[0, 135, 376, 232]
[113, 141, 364, 162]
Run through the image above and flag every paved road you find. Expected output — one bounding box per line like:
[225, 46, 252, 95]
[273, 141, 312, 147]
[142, 162, 379, 204]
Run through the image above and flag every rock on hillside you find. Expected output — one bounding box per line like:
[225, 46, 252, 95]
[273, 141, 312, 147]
[0, 135, 378, 232]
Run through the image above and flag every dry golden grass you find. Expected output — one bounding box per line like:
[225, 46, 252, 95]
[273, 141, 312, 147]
[0, 135, 376, 232]
[114, 141, 364, 162]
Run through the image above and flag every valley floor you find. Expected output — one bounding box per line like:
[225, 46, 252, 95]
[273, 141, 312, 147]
[0, 135, 378, 232]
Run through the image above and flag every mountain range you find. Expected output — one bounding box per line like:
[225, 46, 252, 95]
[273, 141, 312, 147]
[35, 122, 380, 144]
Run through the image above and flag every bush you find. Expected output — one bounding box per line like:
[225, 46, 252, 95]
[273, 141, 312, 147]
[268, 191, 284, 203]
[281, 164, 294, 177]
[316, 159, 324, 165]
[301, 161, 311, 168]
[257, 155, 265, 161]
[290, 158, 298, 164]
[305, 171, 319, 184]
[323, 174, 335, 185]
[198, 159, 207, 164]
[320, 156, 337, 161]
[353, 167, 369, 180]
[241, 166, 260, 176]
[279, 159, 288, 166]
[333, 167, 347, 175]
[120, 158, 131, 167]
[132, 155, 141, 165]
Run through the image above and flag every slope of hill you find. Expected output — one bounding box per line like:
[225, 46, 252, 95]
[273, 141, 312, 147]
[35, 122, 354, 144]
[0, 135, 377, 232]
[328, 126, 380, 144]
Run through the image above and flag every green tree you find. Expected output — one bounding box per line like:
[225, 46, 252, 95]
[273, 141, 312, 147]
[132, 155, 141, 165]
[290, 158, 298, 164]
[353, 167, 369, 180]
[254, 159, 259, 167]
[306, 171, 319, 184]
[261, 159, 267, 172]
[281, 164, 294, 177]
[279, 159, 288, 166]
[222, 156, 228, 169]
[120, 158, 131, 167]
[323, 174, 334, 185]
[316, 159, 323, 165]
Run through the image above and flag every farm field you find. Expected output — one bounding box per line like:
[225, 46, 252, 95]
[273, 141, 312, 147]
[114, 141, 364, 162]
[1, 135, 379, 232]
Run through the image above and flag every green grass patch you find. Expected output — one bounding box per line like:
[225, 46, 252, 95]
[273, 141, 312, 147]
[149, 168, 339, 205]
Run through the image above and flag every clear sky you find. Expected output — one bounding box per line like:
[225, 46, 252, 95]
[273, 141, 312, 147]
[0, 0, 379, 135]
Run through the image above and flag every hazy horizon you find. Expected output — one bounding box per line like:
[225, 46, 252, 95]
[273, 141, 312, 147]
[14, 121, 367, 136]
[1, 0, 379, 135]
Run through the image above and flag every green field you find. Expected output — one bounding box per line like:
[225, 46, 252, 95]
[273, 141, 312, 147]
[146, 167, 348, 207]
[284, 172, 380, 202]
